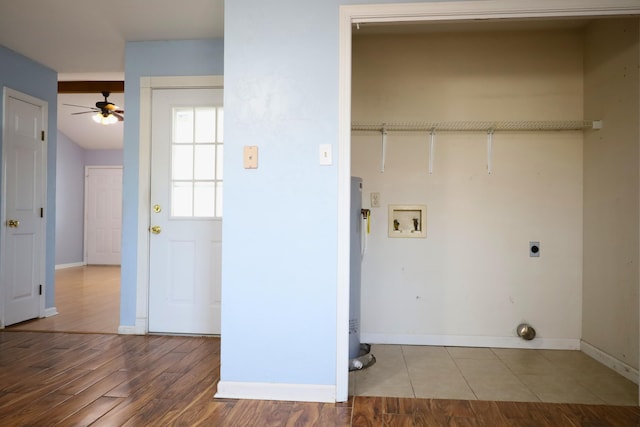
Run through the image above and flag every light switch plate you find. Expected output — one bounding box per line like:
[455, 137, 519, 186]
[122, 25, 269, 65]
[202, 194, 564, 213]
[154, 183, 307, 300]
[319, 144, 332, 165]
[244, 146, 258, 169]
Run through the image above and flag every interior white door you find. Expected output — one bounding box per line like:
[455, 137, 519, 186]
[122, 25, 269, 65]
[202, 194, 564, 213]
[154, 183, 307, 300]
[85, 166, 122, 265]
[2, 89, 46, 326]
[148, 88, 223, 334]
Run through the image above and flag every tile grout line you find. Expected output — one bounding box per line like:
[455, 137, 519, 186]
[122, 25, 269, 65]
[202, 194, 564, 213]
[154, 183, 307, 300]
[400, 345, 417, 398]
[447, 347, 480, 401]
[489, 347, 542, 403]
[534, 348, 609, 405]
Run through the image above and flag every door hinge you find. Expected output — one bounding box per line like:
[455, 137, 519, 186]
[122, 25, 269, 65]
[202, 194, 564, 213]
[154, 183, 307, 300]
[41, 130, 45, 141]
[39, 284, 42, 295]
[40, 208, 44, 218]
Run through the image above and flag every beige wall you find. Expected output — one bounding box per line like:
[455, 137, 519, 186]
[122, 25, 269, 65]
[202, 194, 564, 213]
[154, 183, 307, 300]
[352, 29, 585, 347]
[582, 19, 639, 370]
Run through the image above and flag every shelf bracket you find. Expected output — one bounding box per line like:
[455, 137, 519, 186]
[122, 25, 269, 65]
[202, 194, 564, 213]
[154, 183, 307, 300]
[381, 125, 388, 173]
[429, 128, 436, 175]
[487, 128, 494, 175]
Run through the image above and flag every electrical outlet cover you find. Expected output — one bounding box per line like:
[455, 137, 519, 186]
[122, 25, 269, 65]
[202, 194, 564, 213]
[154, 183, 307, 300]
[529, 241, 540, 257]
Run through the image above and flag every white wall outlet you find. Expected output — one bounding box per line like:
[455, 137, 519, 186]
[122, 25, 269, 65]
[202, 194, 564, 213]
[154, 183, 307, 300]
[370, 192, 380, 208]
[319, 144, 332, 165]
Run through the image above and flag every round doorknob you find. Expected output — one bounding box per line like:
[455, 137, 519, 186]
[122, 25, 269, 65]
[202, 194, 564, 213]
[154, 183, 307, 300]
[7, 219, 19, 228]
[150, 225, 161, 234]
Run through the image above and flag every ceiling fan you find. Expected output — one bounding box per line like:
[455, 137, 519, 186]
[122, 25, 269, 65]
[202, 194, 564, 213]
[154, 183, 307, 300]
[64, 91, 124, 124]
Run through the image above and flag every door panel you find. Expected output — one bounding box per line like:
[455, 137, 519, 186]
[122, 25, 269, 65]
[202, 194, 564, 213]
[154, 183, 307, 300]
[85, 167, 122, 265]
[2, 91, 45, 326]
[148, 88, 223, 334]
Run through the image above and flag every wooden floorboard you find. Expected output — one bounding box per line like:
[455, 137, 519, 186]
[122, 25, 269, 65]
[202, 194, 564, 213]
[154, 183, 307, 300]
[0, 331, 639, 425]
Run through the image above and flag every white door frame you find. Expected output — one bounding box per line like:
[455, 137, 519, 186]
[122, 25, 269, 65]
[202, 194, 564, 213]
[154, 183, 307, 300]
[84, 165, 123, 265]
[0, 87, 47, 327]
[123, 76, 224, 335]
[337, 0, 640, 402]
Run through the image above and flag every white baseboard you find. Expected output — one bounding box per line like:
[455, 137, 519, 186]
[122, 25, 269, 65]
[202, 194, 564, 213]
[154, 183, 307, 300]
[118, 318, 147, 335]
[581, 340, 639, 384]
[44, 307, 58, 317]
[215, 381, 336, 403]
[361, 333, 580, 350]
[55, 262, 85, 270]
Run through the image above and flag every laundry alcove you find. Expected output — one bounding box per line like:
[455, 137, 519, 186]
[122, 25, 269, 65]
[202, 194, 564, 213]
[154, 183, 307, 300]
[350, 16, 639, 382]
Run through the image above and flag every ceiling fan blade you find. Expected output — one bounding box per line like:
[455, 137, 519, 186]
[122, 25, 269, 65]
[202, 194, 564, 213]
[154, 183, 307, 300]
[114, 109, 124, 114]
[71, 111, 97, 115]
[112, 112, 124, 121]
[63, 103, 96, 109]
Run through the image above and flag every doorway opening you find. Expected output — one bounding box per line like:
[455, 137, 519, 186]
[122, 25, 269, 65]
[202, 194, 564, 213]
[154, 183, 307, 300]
[11, 82, 126, 333]
[339, 2, 640, 404]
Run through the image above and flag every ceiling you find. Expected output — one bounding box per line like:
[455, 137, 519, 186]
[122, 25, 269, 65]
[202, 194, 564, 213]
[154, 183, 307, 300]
[0, 0, 224, 149]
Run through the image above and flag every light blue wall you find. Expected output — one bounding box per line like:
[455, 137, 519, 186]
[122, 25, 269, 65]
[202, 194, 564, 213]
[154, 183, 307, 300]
[85, 149, 123, 165]
[0, 45, 57, 309]
[120, 39, 224, 326]
[221, 0, 434, 390]
[56, 132, 85, 265]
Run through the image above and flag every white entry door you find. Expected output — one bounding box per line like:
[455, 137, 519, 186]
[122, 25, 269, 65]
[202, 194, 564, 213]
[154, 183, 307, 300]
[85, 166, 123, 265]
[148, 88, 223, 334]
[1, 89, 46, 326]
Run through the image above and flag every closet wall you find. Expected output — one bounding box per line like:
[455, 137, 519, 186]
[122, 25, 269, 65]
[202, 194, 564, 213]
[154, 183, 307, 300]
[352, 27, 586, 348]
[582, 19, 639, 371]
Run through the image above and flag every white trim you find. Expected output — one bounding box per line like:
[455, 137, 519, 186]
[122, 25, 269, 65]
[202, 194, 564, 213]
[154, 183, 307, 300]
[44, 307, 58, 317]
[336, 6, 353, 405]
[135, 75, 224, 335]
[347, 0, 640, 24]
[55, 262, 86, 270]
[581, 340, 639, 384]
[361, 333, 580, 350]
[118, 318, 147, 335]
[338, 0, 640, 403]
[215, 381, 336, 403]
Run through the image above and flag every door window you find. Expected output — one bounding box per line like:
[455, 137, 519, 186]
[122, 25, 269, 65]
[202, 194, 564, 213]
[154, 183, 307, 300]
[171, 106, 223, 218]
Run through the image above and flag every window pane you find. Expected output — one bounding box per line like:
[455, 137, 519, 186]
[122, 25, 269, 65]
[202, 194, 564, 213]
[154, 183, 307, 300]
[195, 107, 216, 143]
[172, 182, 193, 216]
[217, 108, 224, 142]
[194, 145, 215, 180]
[215, 182, 223, 217]
[174, 108, 194, 143]
[194, 182, 215, 217]
[216, 145, 224, 180]
[172, 145, 193, 180]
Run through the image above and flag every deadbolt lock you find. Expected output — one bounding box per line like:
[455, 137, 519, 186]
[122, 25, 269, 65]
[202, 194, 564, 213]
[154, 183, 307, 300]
[153, 204, 162, 213]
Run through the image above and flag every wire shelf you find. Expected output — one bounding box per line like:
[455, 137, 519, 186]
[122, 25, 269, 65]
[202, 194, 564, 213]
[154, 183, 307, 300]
[352, 120, 599, 132]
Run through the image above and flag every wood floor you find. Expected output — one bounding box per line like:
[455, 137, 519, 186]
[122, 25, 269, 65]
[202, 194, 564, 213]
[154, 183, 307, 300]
[1, 331, 640, 426]
[2, 266, 640, 425]
[9, 266, 120, 334]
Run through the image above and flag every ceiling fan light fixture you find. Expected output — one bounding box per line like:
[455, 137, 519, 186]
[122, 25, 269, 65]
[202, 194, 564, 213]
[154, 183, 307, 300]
[93, 112, 118, 125]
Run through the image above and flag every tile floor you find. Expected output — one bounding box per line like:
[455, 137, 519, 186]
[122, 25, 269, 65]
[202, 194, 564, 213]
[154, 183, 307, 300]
[350, 344, 638, 406]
